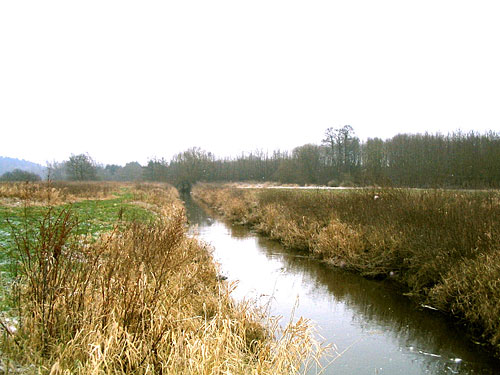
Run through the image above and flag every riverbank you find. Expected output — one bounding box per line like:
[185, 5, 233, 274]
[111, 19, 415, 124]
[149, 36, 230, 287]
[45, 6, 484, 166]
[192, 183, 500, 356]
[0, 182, 321, 374]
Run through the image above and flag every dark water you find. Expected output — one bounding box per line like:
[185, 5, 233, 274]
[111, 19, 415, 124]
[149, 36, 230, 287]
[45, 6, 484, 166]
[183, 195, 500, 375]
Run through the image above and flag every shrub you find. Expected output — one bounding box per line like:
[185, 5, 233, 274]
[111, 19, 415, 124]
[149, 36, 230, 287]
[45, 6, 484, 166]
[0, 169, 41, 182]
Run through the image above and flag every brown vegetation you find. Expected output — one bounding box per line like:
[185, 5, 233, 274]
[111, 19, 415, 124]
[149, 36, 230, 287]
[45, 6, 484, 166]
[193, 184, 500, 354]
[0, 181, 125, 206]
[0, 182, 322, 374]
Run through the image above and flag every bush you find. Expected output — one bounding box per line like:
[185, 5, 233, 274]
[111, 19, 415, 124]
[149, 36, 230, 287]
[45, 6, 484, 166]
[0, 169, 41, 182]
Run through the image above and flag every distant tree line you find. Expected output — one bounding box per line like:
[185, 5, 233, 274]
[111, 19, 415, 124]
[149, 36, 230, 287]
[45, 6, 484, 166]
[143, 128, 497, 189]
[0, 169, 41, 182]
[153, 128, 498, 189]
[46, 154, 144, 182]
[8, 128, 497, 189]
[0, 156, 46, 177]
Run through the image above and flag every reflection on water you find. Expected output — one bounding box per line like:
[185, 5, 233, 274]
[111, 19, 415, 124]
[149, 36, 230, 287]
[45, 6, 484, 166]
[183, 194, 500, 375]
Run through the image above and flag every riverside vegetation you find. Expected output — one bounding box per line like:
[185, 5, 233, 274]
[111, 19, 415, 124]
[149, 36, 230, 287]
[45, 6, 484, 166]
[0, 181, 323, 374]
[192, 184, 500, 355]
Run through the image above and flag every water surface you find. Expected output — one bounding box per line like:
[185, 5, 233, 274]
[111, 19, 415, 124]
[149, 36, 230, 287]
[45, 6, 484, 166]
[184, 195, 499, 375]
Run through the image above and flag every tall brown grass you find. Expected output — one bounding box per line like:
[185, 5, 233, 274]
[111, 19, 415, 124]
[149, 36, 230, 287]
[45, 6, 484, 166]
[193, 184, 500, 354]
[1, 183, 323, 374]
[0, 181, 125, 206]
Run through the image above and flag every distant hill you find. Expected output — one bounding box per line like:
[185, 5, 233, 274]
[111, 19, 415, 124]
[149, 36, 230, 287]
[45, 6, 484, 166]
[0, 156, 47, 178]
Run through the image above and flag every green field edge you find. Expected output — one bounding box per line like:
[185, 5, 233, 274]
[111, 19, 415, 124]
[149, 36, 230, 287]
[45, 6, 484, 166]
[0, 190, 157, 311]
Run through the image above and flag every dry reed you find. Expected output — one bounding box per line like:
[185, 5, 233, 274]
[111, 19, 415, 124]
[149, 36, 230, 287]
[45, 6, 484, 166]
[0, 181, 125, 206]
[192, 183, 500, 355]
[1, 182, 323, 374]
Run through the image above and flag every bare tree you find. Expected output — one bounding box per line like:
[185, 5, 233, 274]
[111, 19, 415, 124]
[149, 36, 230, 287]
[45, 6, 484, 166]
[66, 154, 98, 181]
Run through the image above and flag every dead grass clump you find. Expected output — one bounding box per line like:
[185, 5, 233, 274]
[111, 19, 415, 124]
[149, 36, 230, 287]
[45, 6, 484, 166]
[0, 182, 62, 206]
[130, 183, 182, 213]
[193, 184, 259, 225]
[256, 203, 320, 250]
[315, 220, 403, 278]
[49, 181, 123, 200]
[193, 184, 500, 352]
[314, 219, 364, 266]
[0, 181, 124, 206]
[1, 183, 322, 374]
[429, 250, 500, 349]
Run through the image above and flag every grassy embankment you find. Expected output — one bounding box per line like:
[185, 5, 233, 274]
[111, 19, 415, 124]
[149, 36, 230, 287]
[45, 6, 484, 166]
[193, 184, 500, 355]
[0, 181, 321, 374]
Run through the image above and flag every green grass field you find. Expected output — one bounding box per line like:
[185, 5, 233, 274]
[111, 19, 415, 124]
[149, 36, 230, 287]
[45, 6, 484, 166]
[0, 190, 156, 310]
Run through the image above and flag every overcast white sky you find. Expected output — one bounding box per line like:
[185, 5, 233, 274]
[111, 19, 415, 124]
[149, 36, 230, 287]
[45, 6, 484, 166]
[1, 1, 499, 166]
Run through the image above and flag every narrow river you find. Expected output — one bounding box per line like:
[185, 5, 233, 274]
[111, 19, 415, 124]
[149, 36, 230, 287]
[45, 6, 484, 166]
[184, 195, 500, 375]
